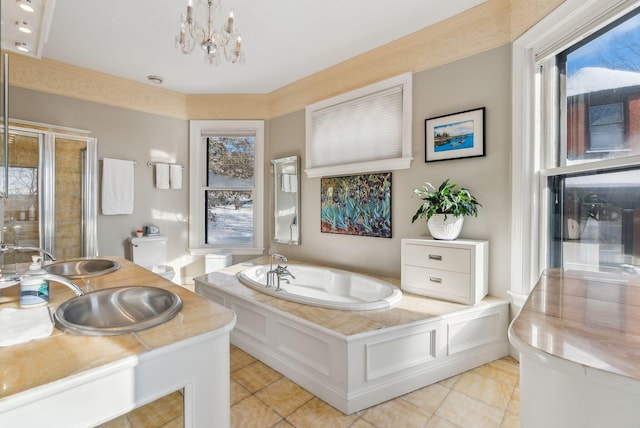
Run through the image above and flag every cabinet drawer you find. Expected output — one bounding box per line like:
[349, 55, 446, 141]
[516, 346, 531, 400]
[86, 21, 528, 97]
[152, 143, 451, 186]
[403, 265, 471, 300]
[403, 244, 471, 273]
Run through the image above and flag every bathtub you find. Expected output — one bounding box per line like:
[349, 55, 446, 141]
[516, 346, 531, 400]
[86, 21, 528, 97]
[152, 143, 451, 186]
[237, 264, 402, 311]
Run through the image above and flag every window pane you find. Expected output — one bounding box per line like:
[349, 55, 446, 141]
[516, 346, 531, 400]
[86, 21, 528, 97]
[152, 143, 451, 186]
[206, 136, 254, 187]
[561, 10, 640, 165]
[549, 168, 640, 272]
[205, 190, 254, 245]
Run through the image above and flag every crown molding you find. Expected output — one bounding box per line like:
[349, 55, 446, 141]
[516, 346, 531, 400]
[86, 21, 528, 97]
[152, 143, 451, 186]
[6, 0, 564, 121]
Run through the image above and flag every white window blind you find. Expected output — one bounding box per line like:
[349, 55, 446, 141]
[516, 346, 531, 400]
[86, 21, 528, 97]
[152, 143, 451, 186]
[305, 73, 412, 177]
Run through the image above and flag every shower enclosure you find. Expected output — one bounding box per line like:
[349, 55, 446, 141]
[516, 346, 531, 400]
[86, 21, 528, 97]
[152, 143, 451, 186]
[0, 123, 98, 265]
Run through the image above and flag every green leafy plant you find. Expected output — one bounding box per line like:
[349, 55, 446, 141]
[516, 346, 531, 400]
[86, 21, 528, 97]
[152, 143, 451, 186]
[411, 179, 481, 223]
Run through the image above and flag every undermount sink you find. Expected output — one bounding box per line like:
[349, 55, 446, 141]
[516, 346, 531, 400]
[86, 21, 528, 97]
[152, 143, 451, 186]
[53, 286, 182, 335]
[43, 258, 120, 279]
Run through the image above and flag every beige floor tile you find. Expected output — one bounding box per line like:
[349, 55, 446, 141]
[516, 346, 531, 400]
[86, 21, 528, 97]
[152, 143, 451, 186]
[286, 398, 359, 428]
[359, 398, 432, 428]
[349, 418, 376, 427]
[159, 415, 184, 428]
[453, 371, 514, 409]
[439, 374, 460, 389]
[402, 382, 450, 414]
[231, 396, 282, 428]
[232, 361, 283, 393]
[231, 345, 258, 372]
[436, 390, 505, 428]
[126, 391, 183, 427]
[425, 415, 462, 428]
[254, 377, 314, 417]
[506, 386, 520, 416]
[471, 363, 519, 388]
[273, 419, 296, 428]
[231, 379, 252, 405]
[501, 412, 520, 428]
[96, 415, 131, 428]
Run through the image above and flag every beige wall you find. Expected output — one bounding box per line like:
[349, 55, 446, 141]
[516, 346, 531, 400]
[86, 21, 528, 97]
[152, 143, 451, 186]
[9, 88, 191, 279]
[8, 44, 511, 297]
[270, 45, 512, 298]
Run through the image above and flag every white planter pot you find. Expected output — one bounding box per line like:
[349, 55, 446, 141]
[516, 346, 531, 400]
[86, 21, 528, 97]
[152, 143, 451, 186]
[427, 214, 464, 240]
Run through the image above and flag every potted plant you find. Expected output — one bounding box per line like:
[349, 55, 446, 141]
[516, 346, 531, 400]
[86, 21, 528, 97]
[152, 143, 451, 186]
[411, 179, 481, 240]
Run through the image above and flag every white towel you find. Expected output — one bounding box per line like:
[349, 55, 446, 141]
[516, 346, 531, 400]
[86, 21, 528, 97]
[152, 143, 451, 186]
[102, 158, 135, 215]
[155, 163, 170, 189]
[281, 174, 297, 193]
[0, 307, 53, 347]
[282, 174, 291, 192]
[170, 164, 182, 189]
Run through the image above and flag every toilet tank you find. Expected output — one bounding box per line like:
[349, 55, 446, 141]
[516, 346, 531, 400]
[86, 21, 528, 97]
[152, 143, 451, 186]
[129, 235, 168, 266]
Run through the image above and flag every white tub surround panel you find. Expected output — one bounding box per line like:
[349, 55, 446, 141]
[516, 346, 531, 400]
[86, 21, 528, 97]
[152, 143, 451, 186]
[196, 258, 509, 414]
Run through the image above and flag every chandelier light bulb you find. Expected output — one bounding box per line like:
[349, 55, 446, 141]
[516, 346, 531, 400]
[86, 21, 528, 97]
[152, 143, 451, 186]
[17, 0, 35, 13]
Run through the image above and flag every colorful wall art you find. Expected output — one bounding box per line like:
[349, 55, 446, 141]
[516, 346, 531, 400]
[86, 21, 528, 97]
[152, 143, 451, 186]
[425, 107, 485, 162]
[320, 172, 391, 238]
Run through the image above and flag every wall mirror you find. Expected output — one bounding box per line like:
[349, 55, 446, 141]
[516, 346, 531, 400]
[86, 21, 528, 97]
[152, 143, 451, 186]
[272, 155, 300, 245]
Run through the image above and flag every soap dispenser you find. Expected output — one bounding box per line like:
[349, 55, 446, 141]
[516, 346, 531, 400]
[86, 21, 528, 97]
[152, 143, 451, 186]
[20, 256, 49, 308]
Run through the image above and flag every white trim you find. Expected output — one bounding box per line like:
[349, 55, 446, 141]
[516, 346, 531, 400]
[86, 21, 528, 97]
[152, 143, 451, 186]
[188, 120, 264, 254]
[510, 0, 640, 297]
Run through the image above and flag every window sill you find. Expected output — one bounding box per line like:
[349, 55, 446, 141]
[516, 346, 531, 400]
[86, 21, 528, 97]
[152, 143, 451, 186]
[188, 247, 265, 256]
[305, 156, 413, 178]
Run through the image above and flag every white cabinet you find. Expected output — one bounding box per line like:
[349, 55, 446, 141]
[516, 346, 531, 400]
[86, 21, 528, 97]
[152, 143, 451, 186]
[401, 238, 488, 305]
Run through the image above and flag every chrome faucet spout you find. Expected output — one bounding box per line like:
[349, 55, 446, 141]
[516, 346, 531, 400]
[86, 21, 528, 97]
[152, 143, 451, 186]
[38, 273, 83, 296]
[0, 244, 56, 262]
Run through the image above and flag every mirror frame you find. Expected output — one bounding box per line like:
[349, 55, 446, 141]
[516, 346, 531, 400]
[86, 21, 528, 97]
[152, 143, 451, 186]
[272, 155, 300, 245]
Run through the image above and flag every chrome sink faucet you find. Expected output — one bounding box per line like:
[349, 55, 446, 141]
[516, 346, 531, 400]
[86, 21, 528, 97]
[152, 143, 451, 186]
[0, 243, 57, 262]
[267, 253, 295, 291]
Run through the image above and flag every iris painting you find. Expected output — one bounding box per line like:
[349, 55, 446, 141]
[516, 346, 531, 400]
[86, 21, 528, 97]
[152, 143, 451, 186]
[321, 172, 391, 238]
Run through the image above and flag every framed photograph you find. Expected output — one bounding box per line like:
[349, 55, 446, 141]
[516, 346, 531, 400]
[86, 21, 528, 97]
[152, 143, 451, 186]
[424, 107, 485, 162]
[320, 172, 391, 238]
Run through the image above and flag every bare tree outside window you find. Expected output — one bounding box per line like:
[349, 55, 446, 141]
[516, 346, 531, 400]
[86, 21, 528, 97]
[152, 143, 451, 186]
[205, 136, 255, 245]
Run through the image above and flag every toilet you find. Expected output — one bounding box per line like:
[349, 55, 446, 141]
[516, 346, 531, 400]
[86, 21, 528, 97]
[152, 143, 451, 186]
[129, 235, 175, 281]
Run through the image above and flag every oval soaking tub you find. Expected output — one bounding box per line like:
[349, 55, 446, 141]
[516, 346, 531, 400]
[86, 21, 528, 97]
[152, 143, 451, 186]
[237, 264, 402, 310]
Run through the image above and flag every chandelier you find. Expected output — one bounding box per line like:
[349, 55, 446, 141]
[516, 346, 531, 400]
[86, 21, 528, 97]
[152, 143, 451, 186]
[176, 0, 245, 65]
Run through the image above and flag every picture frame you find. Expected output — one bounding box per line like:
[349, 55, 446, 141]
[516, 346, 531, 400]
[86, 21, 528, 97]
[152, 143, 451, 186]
[320, 172, 391, 238]
[424, 107, 485, 162]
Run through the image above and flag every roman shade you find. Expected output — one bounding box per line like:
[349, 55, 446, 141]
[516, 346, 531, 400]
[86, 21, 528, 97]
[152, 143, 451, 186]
[305, 73, 413, 177]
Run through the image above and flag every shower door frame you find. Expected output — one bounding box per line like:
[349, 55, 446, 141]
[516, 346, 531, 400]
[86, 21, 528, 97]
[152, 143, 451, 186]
[3, 122, 98, 258]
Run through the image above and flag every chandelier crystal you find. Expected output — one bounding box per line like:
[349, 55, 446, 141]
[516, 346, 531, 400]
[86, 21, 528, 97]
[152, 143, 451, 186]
[176, 0, 245, 65]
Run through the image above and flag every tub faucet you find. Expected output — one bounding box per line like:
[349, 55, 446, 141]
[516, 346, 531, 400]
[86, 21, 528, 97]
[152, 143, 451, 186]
[266, 254, 295, 290]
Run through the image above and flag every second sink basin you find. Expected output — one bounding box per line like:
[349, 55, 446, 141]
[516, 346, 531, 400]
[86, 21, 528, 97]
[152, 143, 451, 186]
[53, 286, 182, 335]
[43, 258, 120, 279]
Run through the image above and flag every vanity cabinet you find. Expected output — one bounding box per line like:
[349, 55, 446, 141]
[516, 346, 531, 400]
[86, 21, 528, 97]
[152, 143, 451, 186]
[401, 238, 488, 305]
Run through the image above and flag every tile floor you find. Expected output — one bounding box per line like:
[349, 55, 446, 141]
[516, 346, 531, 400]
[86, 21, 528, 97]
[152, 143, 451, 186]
[101, 345, 520, 428]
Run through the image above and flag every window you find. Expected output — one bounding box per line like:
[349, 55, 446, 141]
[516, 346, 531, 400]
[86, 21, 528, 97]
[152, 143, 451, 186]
[189, 120, 264, 255]
[511, 0, 640, 298]
[545, 8, 640, 272]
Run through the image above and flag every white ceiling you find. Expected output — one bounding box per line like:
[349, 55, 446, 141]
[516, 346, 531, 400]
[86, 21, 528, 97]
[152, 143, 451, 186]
[2, 0, 486, 94]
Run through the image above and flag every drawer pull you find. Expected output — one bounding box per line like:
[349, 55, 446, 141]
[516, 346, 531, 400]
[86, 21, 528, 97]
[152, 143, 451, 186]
[428, 254, 443, 261]
[428, 276, 442, 283]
